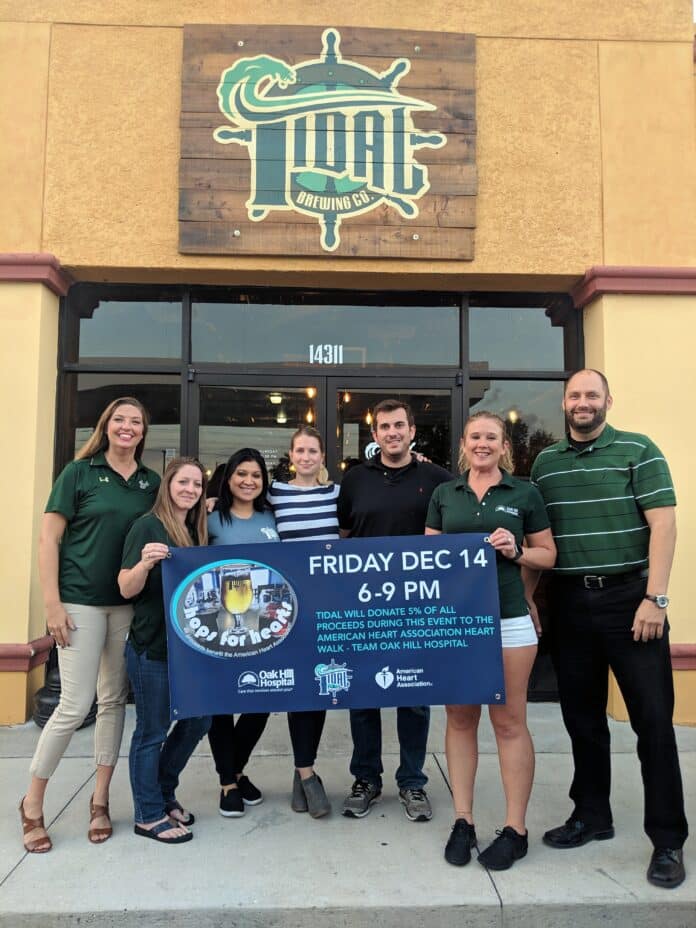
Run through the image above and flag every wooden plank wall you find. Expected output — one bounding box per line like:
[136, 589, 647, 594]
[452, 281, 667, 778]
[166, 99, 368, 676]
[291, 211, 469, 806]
[179, 25, 476, 259]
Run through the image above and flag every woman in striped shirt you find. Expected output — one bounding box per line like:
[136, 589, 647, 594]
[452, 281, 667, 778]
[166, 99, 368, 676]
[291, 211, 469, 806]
[267, 426, 339, 818]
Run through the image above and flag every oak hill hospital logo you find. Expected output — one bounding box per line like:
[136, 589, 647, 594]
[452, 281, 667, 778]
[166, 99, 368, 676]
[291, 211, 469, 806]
[213, 28, 447, 252]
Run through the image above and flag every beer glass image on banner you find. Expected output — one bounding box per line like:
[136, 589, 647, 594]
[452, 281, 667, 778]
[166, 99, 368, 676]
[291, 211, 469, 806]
[172, 559, 298, 658]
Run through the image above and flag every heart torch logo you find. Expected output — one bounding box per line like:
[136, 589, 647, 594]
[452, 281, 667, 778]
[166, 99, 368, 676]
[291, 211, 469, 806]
[375, 666, 395, 689]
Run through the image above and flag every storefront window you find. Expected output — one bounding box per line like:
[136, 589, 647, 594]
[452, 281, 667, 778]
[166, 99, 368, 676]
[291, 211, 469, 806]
[61, 373, 181, 477]
[469, 379, 565, 476]
[192, 301, 460, 367]
[79, 300, 182, 361]
[469, 306, 564, 371]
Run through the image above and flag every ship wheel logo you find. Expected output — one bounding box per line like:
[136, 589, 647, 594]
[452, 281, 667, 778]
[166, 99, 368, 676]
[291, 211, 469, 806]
[214, 28, 446, 251]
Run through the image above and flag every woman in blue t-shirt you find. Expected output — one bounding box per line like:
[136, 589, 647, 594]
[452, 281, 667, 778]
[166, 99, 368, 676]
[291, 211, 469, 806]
[207, 448, 279, 818]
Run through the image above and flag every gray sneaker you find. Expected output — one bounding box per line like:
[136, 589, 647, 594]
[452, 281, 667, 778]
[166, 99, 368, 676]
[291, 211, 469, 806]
[342, 779, 381, 818]
[291, 770, 308, 813]
[398, 787, 432, 822]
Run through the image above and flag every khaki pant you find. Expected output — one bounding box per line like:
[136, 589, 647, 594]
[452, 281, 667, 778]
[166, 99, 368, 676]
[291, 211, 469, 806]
[30, 603, 132, 779]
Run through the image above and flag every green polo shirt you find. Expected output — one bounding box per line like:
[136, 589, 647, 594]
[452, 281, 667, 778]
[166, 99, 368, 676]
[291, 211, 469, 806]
[530, 424, 676, 575]
[121, 514, 175, 661]
[426, 471, 549, 618]
[46, 452, 159, 605]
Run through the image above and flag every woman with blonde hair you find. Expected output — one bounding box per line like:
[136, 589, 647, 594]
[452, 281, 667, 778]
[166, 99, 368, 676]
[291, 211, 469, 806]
[119, 457, 210, 844]
[20, 397, 158, 853]
[267, 426, 338, 818]
[426, 411, 556, 871]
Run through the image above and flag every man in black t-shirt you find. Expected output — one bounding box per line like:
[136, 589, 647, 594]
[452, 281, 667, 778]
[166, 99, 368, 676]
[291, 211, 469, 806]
[337, 399, 451, 822]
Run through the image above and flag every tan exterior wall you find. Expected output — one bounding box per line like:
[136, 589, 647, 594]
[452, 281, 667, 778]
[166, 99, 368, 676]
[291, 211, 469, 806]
[0, 2, 693, 281]
[585, 294, 696, 724]
[0, 3, 694, 720]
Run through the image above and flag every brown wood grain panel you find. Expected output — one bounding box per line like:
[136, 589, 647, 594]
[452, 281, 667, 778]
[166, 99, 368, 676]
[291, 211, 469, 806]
[181, 128, 475, 165]
[179, 158, 477, 196]
[184, 53, 475, 91]
[179, 219, 474, 259]
[183, 25, 474, 65]
[182, 83, 475, 124]
[179, 189, 476, 228]
[179, 25, 476, 260]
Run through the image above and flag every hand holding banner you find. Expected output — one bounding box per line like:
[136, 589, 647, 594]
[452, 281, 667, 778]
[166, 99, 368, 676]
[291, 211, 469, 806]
[162, 533, 504, 720]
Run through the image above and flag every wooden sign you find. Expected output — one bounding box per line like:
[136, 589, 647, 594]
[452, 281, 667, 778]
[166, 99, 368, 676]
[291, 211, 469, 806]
[179, 25, 476, 259]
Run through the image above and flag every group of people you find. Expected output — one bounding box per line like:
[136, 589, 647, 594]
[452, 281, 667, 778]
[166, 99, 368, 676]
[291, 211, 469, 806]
[18, 371, 687, 889]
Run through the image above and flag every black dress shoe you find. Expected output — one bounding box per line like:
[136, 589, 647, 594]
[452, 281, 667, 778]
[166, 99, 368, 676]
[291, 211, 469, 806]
[647, 848, 685, 889]
[543, 817, 615, 849]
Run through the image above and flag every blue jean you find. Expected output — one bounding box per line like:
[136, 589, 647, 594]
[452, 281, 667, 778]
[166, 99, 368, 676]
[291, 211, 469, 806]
[126, 641, 211, 824]
[349, 706, 430, 790]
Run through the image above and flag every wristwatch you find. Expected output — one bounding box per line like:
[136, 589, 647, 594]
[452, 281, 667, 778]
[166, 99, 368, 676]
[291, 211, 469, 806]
[644, 594, 669, 608]
[512, 543, 523, 562]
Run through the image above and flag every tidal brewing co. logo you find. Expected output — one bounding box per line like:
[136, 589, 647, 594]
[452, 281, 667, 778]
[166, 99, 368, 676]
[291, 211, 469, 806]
[172, 559, 297, 658]
[213, 28, 446, 251]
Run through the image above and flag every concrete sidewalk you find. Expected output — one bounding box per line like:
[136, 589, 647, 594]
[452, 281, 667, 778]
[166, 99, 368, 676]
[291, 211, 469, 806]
[0, 704, 694, 928]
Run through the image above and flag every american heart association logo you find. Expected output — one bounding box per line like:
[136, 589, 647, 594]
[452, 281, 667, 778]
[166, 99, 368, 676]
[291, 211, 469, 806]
[375, 666, 395, 689]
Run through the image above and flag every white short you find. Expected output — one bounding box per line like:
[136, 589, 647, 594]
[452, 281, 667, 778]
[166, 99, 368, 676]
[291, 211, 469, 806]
[500, 614, 538, 649]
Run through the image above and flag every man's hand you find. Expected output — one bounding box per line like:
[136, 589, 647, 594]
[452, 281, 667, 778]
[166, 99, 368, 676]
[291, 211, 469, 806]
[632, 598, 666, 642]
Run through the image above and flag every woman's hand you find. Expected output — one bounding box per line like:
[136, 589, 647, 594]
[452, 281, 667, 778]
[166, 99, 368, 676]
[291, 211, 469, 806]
[141, 543, 170, 570]
[46, 602, 76, 649]
[206, 498, 217, 514]
[487, 527, 519, 560]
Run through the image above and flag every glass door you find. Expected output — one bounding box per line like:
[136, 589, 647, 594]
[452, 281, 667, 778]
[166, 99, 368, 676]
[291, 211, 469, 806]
[190, 374, 462, 482]
[191, 375, 325, 483]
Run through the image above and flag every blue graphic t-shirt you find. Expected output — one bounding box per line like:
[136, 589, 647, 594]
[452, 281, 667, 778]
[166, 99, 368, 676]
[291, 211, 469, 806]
[207, 509, 279, 546]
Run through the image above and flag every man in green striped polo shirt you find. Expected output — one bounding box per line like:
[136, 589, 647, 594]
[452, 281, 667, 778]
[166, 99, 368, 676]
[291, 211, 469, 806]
[530, 369, 687, 888]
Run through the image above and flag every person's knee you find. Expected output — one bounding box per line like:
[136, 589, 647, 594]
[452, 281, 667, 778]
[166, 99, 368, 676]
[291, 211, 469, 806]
[446, 705, 480, 732]
[490, 709, 526, 741]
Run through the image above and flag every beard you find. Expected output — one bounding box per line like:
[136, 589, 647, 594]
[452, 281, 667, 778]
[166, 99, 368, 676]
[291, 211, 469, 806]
[565, 405, 607, 434]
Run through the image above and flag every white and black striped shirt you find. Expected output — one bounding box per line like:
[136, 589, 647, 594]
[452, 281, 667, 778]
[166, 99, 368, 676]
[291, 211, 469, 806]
[267, 481, 340, 542]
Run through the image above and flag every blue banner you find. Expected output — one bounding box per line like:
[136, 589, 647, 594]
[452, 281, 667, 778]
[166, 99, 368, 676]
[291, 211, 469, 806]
[162, 533, 505, 720]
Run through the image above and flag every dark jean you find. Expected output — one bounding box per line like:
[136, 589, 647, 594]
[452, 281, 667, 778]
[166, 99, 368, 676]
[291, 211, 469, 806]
[549, 575, 688, 849]
[126, 641, 211, 824]
[349, 706, 430, 790]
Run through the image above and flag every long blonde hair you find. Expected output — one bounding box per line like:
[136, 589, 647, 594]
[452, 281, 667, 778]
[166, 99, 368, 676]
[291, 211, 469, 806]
[151, 457, 208, 547]
[458, 411, 514, 474]
[75, 396, 149, 461]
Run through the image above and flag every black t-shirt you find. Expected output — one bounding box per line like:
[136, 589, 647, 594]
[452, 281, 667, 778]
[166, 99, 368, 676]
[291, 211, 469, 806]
[337, 455, 452, 538]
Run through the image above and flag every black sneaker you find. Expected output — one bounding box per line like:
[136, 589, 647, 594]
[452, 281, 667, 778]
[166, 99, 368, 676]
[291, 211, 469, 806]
[342, 779, 381, 818]
[237, 775, 263, 806]
[219, 787, 245, 818]
[478, 826, 528, 871]
[445, 819, 477, 866]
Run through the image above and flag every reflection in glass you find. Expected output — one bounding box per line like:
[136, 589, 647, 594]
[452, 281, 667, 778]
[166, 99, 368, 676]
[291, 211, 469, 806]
[69, 374, 181, 476]
[336, 390, 451, 472]
[469, 307, 564, 372]
[469, 380, 564, 476]
[198, 386, 311, 478]
[192, 302, 460, 367]
[79, 301, 182, 361]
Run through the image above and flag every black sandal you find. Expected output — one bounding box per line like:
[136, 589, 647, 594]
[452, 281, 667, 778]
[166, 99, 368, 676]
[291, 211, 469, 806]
[164, 799, 195, 826]
[134, 820, 192, 844]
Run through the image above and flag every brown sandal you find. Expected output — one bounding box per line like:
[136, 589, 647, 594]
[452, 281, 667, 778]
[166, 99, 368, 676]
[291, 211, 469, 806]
[88, 795, 113, 844]
[19, 797, 52, 853]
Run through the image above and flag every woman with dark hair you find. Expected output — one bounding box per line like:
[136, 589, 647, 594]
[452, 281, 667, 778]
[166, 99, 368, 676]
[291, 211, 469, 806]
[20, 397, 159, 853]
[267, 426, 337, 818]
[207, 448, 279, 818]
[119, 457, 211, 844]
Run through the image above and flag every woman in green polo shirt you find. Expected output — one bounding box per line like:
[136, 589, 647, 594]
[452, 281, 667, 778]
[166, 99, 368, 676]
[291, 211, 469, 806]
[19, 397, 159, 854]
[119, 457, 210, 844]
[425, 411, 556, 873]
